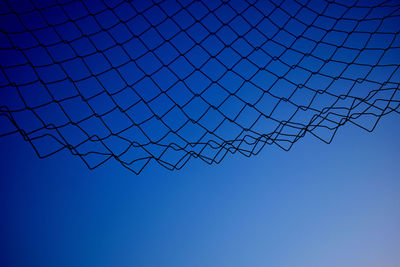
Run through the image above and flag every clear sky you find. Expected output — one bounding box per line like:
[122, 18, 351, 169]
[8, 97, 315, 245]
[1, 1, 400, 266]
[1, 111, 399, 267]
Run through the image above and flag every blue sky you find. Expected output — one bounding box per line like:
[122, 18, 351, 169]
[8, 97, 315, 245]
[1, 1, 400, 266]
[1, 112, 399, 267]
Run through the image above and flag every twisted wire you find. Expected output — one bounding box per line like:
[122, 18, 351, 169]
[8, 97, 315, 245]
[0, 0, 399, 173]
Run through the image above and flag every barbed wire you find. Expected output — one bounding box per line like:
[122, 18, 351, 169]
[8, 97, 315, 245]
[1, 0, 399, 174]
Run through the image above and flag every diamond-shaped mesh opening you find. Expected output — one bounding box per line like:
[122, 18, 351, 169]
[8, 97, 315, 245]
[0, 0, 399, 174]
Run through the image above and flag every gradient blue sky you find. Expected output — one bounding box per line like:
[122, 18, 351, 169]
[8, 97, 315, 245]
[1, 110, 399, 267]
[1, 1, 400, 266]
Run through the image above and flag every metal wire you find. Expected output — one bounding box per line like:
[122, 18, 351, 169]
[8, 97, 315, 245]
[1, 0, 399, 173]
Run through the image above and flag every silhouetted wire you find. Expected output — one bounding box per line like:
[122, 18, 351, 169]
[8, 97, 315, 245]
[0, 0, 399, 173]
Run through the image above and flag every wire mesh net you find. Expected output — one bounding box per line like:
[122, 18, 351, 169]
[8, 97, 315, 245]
[1, 0, 399, 174]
